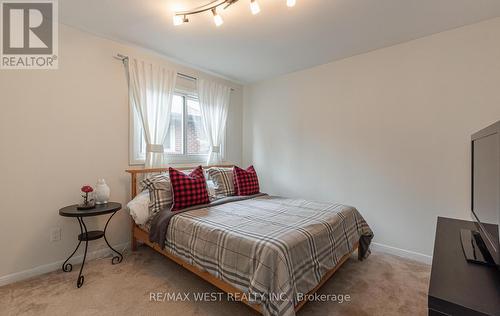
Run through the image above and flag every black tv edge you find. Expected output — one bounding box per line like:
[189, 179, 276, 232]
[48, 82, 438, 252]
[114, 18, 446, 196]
[461, 120, 500, 268]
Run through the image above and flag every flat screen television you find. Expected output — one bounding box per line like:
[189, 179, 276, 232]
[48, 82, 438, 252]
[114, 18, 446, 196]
[461, 120, 500, 268]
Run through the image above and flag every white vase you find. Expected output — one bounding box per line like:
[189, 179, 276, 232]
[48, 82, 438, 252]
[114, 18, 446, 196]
[95, 178, 110, 204]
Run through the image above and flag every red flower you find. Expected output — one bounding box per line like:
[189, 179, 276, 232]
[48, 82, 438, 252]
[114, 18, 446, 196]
[81, 185, 94, 193]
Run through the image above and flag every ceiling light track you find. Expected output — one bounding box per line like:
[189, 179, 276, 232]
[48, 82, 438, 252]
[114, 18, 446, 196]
[173, 0, 296, 27]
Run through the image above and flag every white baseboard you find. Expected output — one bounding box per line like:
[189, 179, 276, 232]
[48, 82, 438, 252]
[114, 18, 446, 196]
[0, 242, 130, 287]
[371, 242, 432, 265]
[0, 241, 430, 287]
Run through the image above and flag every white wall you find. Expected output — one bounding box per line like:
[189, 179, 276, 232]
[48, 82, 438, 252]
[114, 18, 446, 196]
[0, 24, 243, 281]
[1, 16, 499, 283]
[243, 18, 500, 258]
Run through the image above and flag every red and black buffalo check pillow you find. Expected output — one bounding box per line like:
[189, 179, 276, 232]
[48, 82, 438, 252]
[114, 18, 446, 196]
[233, 165, 260, 196]
[169, 166, 210, 212]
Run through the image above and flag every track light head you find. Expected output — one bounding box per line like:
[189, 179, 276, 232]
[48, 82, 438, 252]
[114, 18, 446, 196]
[212, 8, 224, 27]
[173, 15, 184, 26]
[250, 0, 261, 15]
[173, 15, 189, 26]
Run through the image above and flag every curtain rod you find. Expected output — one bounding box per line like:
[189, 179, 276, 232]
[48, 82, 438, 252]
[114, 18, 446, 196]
[113, 53, 234, 90]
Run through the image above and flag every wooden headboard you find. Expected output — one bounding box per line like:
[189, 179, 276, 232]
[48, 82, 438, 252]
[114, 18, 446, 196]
[125, 164, 235, 251]
[125, 164, 235, 199]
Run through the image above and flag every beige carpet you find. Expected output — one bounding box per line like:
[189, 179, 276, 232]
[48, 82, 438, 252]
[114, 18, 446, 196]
[0, 246, 430, 316]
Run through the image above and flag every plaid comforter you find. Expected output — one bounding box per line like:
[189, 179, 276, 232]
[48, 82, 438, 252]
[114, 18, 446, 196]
[159, 195, 373, 316]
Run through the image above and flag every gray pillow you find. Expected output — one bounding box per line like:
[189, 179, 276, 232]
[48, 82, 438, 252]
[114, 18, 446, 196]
[206, 167, 235, 198]
[140, 174, 172, 216]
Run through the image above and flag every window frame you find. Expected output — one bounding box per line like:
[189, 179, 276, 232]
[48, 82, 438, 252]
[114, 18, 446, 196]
[129, 90, 225, 166]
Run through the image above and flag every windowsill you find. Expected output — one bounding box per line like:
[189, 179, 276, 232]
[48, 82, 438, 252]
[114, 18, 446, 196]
[127, 161, 231, 169]
[130, 154, 208, 165]
[129, 154, 232, 168]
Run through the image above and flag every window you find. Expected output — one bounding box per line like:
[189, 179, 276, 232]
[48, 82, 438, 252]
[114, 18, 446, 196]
[130, 92, 218, 165]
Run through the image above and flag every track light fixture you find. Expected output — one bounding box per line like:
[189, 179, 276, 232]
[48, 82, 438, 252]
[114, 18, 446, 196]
[173, 0, 296, 27]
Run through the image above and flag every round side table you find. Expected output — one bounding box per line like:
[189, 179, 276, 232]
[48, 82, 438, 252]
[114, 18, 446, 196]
[59, 202, 123, 288]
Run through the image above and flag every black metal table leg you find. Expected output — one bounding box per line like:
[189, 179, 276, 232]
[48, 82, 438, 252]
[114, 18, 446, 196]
[77, 217, 88, 288]
[62, 216, 84, 272]
[103, 211, 123, 265]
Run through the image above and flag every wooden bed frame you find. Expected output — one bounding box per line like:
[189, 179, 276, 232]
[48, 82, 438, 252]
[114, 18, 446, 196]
[125, 165, 358, 314]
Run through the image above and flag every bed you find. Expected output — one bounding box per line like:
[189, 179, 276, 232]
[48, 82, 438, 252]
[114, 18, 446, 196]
[126, 166, 373, 316]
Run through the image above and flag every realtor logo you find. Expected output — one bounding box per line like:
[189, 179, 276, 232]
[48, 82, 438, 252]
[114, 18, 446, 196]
[1, 0, 58, 69]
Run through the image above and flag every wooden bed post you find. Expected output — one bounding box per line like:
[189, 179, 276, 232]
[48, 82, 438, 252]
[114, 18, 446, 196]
[131, 218, 138, 251]
[130, 172, 138, 252]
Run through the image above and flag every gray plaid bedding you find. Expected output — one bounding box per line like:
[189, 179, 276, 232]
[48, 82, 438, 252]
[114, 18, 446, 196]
[158, 195, 373, 316]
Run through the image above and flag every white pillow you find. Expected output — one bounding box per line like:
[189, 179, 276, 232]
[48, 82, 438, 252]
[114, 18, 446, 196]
[127, 190, 150, 225]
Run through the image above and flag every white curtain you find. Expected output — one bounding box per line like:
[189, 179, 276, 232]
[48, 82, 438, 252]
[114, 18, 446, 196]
[197, 79, 231, 165]
[128, 58, 177, 168]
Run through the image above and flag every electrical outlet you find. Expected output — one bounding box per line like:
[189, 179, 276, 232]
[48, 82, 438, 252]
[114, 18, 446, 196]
[50, 227, 61, 242]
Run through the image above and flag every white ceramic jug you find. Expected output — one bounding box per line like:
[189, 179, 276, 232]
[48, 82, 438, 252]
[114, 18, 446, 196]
[95, 178, 110, 204]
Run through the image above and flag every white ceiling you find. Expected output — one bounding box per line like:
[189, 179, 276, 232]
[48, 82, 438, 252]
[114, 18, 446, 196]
[59, 0, 500, 83]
